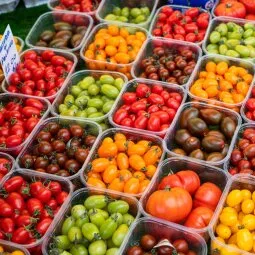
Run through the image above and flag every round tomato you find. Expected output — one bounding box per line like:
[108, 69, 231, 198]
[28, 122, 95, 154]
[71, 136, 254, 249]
[215, 1, 246, 19]
[240, 0, 255, 15]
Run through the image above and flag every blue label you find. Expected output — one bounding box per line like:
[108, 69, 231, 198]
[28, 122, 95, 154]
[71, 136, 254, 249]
[166, 0, 216, 9]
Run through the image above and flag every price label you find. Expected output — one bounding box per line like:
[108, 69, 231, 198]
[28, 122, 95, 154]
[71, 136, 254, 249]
[0, 25, 20, 83]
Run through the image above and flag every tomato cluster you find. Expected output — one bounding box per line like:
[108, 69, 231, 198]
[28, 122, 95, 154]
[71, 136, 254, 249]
[0, 156, 13, 181]
[152, 6, 210, 43]
[19, 122, 97, 177]
[0, 175, 68, 246]
[127, 234, 197, 255]
[54, 0, 100, 12]
[138, 47, 196, 85]
[0, 98, 47, 149]
[146, 170, 222, 229]
[84, 132, 163, 195]
[229, 128, 255, 175]
[244, 87, 255, 122]
[113, 82, 183, 133]
[6, 50, 74, 100]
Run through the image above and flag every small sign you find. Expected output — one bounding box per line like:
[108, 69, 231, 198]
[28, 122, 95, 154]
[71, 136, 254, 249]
[0, 25, 20, 83]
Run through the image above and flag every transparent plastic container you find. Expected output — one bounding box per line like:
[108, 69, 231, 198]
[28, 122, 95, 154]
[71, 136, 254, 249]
[80, 127, 165, 197]
[119, 217, 208, 254]
[223, 123, 255, 172]
[48, 0, 101, 18]
[187, 54, 255, 111]
[23, 0, 48, 8]
[96, 0, 159, 29]
[241, 86, 255, 124]
[131, 37, 202, 86]
[149, 5, 211, 46]
[16, 116, 102, 182]
[202, 17, 255, 63]
[1, 48, 77, 102]
[51, 70, 128, 124]
[209, 174, 255, 255]
[0, 168, 73, 253]
[108, 78, 187, 137]
[0, 239, 30, 255]
[0, 152, 15, 184]
[139, 157, 229, 240]
[42, 186, 140, 255]
[163, 102, 242, 166]
[0, 0, 19, 14]
[0, 93, 50, 156]
[25, 11, 93, 53]
[80, 22, 148, 80]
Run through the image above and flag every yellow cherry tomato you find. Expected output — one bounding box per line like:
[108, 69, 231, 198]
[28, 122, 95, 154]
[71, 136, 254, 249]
[226, 190, 243, 207]
[221, 244, 240, 255]
[211, 237, 225, 254]
[0, 246, 3, 252]
[228, 233, 237, 244]
[222, 207, 238, 215]
[242, 214, 255, 231]
[233, 204, 241, 213]
[230, 220, 243, 234]
[252, 191, 255, 203]
[242, 199, 255, 214]
[220, 212, 238, 227]
[216, 224, 232, 239]
[12, 252, 25, 255]
[236, 229, 253, 251]
[241, 189, 252, 200]
[238, 212, 245, 221]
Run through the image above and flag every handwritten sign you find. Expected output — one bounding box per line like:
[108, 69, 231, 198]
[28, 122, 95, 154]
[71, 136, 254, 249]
[0, 25, 20, 83]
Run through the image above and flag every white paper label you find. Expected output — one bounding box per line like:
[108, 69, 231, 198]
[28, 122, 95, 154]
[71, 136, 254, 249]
[0, 25, 20, 83]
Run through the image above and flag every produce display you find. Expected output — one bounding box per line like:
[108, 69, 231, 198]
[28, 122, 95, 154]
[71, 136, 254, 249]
[0, 96, 48, 151]
[0, 154, 14, 181]
[56, 73, 125, 121]
[46, 192, 137, 255]
[242, 87, 255, 122]
[214, 0, 255, 20]
[151, 6, 210, 43]
[83, 24, 147, 79]
[83, 130, 163, 195]
[111, 81, 184, 134]
[189, 60, 253, 105]
[165, 105, 239, 163]
[227, 125, 255, 175]
[0, 172, 70, 246]
[18, 120, 98, 178]
[133, 40, 200, 85]
[205, 20, 255, 59]
[4, 50, 75, 100]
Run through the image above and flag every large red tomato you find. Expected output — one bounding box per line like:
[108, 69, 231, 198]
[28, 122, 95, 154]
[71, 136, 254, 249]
[215, 1, 246, 19]
[158, 170, 200, 195]
[146, 187, 192, 223]
[184, 207, 214, 229]
[193, 182, 222, 211]
[240, 0, 255, 15]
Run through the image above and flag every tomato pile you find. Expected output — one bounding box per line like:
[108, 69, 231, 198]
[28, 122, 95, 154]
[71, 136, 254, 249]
[49, 195, 135, 255]
[18, 121, 97, 177]
[213, 188, 255, 253]
[112, 82, 183, 133]
[0, 155, 13, 181]
[189, 60, 252, 105]
[228, 127, 255, 175]
[5, 50, 74, 99]
[145, 169, 222, 229]
[152, 6, 210, 43]
[84, 132, 163, 195]
[0, 245, 25, 255]
[0, 175, 68, 245]
[243, 87, 255, 121]
[58, 74, 125, 122]
[0, 97, 47, 150]
[127, 234, 197, 255]
[214, 0, 255, 20]
[137, 45, 197, 85]
[53, 0, 100, 12]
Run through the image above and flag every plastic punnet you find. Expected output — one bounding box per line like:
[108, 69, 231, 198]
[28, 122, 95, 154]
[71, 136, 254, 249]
[0, 239, 30, 254]
[42, 187, 140, 255]
[131, 37, 202, 86]
[187, 54, 255, 110]
[163, 102, 242, 166]
[16, 117, 102, 181]
[51, 70, 128, 124]
[108, 78, 187, 136]
[119, 217, 208, 254]
[80, 127, 165, 197]
[96, 0, 159, 29]
[1, 47, 77, 102]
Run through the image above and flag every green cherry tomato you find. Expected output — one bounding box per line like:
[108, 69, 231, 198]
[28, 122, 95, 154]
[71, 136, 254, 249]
[141, 7, 150, 16]
[247, 45, 255, 57]
[130, 8, 142, 17]
[117, 16, 128, 22]
[122, 213, 135, 226]
[64, 95, 75, 106]
[225, 39, 240, 50]
[107, 200, 129, 214]
[84, 195, 108, 210]
[99, 123, 109, 131]
[60, 251, 72, 255]
[88, 240, 107, 255]
[226, 50, 240, 58]
[112, 6, 121, 16]
[68, 226, 83, 242]
[216, 23, 228, 36]
[114, 78, 125, 91]
[79, 76, 96, 90]
[103, 101, 114, 113]
[110, 213, 123, 226]
[75, 215, 90, 228]
[227, 22, 237, 32]
[244, 37, 255, 47]
[227, 32, 242, 40]
[210, 31, 221, 44]
[106, 248, 119, 255]
[121, 7, 130, 17]
[87, 99, 104, 109]
[71, 205, 87, 220]
[206, 44, 219, 52]
[86, 107, 98, 115]
[243, 29, 254, 38]
[99, 218, 118, 239]
[70, 244, 88, 255]
[62, 216, 76, 235]
[101, 84, 119, 98]
[75, 96, 89, 108]
[219, 44, 228, 55]
[55, 235, 71, 250]
[76, 110, 88, 118]
[135, 15, 146, 24]
[71, 85, 82, 97]
[82, 223, 100, 241]
[100, 75, 115, 85]
[105, 14, 117, 21]
[235, 45, 250, 58]
[244, 23, 255, 31]
[112, 224, 129, 247]
[59, 104, 68, 113]
[88, 84, 100, 96]
[89, 210, 106, 227]
[107, 238, 117, 248]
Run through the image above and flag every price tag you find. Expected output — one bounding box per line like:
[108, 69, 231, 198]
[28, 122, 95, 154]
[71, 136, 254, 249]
[0, 25, 20, 83]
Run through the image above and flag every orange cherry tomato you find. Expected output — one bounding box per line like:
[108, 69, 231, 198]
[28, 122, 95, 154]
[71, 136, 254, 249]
[114, 133, 126, 141]
[127, 144, 147, 156]
[102, 165, 119, 184]
[145, 165, 157, 179]
[116, 153, 129, 170]
[133, 171, 146, 182]
[108, 177, 124, 192]
[87, 177, 106, 189]
[124, 177, 140, 194]
[129, 155, 146, 171]
[98, 143, 118, 158]
[139, 179, 150, 193]
[119, 169, 132, 182]
[143, 146, 162, 166]
[87, 171, 102, 180]
[91, 158, 110, 173]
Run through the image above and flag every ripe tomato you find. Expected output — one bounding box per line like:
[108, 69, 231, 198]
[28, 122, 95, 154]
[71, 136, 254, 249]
[36, 187, 52, 203]
[0, 218, 15, 233]
[134, 115, 148, 129]
[185, 8, 200, 18]
[36, 218, 53, 236]
[27, 198, 44, 216]
[51, 56, 66, 66]
[147, 115, 161, 131]
[0, 158, 11, 176]
[6, 192, 26, 211]
[5, 135, 22, 148]
[56, 191, 68, 205]
[113, 109, 128, 124]
[136, 83, 151, 98]
[0, 203, 13, 217]
[11, 227, 30, 244]
[215, 1, 246, 19]
[47, 181, 62, 196]
[25, 98, 44, 110]
[25, 117, 40, 133]
[4, 176, 24, 193]
[41, 50, 55, 61]
[122, 92, 137, 105]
